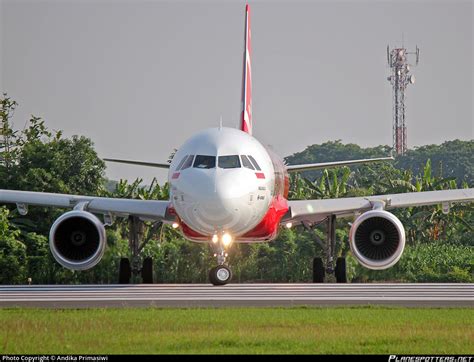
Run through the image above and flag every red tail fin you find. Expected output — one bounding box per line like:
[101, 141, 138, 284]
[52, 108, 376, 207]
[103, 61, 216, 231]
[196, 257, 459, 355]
[240, 4, 252, 135]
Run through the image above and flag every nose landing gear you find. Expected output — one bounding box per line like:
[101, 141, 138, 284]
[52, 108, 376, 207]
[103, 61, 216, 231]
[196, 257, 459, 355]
[209, 242, 232, 286]
[209, 265, 232, 285]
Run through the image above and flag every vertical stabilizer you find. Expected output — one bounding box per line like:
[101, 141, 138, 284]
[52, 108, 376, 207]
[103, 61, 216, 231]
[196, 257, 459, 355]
[240, 4, 252, 135]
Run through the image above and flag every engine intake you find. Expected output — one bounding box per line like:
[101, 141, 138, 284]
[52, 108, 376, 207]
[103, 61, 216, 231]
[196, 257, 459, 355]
[349, 210, 405, 270]
[49, 210, 106, 270]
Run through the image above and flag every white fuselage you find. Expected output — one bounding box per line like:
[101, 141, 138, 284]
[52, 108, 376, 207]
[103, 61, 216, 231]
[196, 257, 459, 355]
[168, 127, 275, 241]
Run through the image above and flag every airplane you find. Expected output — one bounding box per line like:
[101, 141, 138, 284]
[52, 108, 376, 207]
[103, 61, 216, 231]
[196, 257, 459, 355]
[1, 4, 472, 285]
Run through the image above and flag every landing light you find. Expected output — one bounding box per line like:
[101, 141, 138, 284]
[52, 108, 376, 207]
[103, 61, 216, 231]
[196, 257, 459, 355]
[222, 233, 233, 247]
[172, 222, 179, 229]
[285, 222, 293, 229]
[212, 234, 219, 243]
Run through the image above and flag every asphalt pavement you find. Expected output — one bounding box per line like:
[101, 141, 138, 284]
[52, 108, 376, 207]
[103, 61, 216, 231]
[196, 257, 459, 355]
[0, 283, 472, 308]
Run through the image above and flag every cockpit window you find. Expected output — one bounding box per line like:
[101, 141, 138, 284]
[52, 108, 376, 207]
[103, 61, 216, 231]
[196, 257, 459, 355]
[175, 155, 189, 170]
[180, 155, 194, 170]
[248, 155, 261, 171]
[240, 155, 255, 170]
[218, 155, 241, 169]
[193, 155, 216, 169]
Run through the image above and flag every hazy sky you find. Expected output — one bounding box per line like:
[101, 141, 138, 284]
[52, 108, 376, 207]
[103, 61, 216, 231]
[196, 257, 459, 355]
[1, 0, 473, 184]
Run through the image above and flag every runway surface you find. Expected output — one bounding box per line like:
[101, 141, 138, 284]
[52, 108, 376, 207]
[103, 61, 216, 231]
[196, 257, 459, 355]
[0, 284, 472, 308]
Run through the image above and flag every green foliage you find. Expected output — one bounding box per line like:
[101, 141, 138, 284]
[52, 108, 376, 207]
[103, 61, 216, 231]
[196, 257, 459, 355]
[0, 207, 27, 284]
[285, 140, 392, 181]
[234, 229, 317, 282]
[1, 117, 105, 195]
[22, 232, 50, 284]
[285, 139, 473, 187]
[351, 241, 474, 283]
[396, 140, 474, 185]
[0, 94, 107, 283]
[1, 98, 105, 236]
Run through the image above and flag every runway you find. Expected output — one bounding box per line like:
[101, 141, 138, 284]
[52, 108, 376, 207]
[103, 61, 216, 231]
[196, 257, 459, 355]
[0, 284, 472, 308]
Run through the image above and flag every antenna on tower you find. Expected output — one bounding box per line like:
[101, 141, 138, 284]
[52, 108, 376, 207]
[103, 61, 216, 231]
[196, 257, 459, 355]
[386, 41, 420, 155]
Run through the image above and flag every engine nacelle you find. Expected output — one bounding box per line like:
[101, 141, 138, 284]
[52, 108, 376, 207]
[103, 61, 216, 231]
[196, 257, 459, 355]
[49, 210, 106, 270]
[349, 210, 405, 270]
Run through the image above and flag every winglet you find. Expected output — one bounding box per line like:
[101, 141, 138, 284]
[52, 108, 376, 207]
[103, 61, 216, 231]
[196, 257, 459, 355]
[240, 4, 252, 135]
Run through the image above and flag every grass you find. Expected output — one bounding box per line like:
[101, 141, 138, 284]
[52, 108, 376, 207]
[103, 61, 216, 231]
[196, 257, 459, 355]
[0, 307, 473, 354]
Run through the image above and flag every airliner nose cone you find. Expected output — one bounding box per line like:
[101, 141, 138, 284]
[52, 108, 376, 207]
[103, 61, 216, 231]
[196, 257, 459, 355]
[172, 168, 260, 236]
[199, 170, 250, 221]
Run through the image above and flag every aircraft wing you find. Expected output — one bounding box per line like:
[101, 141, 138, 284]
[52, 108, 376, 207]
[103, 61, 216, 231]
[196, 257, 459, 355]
[286, 156, 394, 173]
[103, 158, 171, 169]
[284, 188, 474, 224]
[0, 189, 173, 221]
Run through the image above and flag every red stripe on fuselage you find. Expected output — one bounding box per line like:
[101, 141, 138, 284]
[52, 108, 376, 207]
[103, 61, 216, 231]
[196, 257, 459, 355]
[240, 195, 288, 241]
[179, 219, 208, 241]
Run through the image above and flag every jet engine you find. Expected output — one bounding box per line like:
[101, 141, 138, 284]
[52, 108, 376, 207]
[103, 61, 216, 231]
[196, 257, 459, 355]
[349, 210, 405, 270]
[49, 210, 106, 270]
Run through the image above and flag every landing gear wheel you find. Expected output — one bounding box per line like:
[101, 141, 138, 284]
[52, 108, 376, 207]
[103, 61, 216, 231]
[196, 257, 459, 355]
[335, 257, 347, 283]
[312, 257, 325, 283]
[119, 258, 131, 284]
[209, 265, 232, 286]
[141, 257, 154, 284]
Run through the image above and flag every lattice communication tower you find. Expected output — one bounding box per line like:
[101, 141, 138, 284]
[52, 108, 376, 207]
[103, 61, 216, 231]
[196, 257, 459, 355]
[387, 45, 420, 155]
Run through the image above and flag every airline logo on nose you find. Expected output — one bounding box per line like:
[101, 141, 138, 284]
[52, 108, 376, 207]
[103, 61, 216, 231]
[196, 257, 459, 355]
[172, 172, 180, 179]
[255, 172, 265, 179]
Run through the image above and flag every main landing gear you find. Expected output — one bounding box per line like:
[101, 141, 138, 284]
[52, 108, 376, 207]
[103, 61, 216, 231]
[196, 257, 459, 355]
[307, 214, 347, 283]
[118, 216, 163, 284]
[209, 238, 233, 286]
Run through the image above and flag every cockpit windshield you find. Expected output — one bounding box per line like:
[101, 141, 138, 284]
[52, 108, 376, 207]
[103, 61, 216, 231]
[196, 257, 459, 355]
[247, 155, 261, 171]
[188, 154, 259, 170]
[175, 155, 188, 170]
[193, 155, 216, 169]
[218, 155, 241, 169]
[240, 155, 254, 170]
[177, 155, 194, 170]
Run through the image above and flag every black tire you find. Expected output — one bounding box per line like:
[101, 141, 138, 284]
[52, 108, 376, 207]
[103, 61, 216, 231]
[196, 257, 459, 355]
[312, 257, 325, 283]
[119, 258, 131, 284]
[335, 257, 347, 283]
[208, 267, 217, 285]
[142, 257, 154, 284]
[209, 265, 232, 286]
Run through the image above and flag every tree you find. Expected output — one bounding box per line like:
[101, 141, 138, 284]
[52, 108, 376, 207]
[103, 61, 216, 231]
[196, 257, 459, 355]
[0, 94, 107, 283]
[0, 207, 27, 284]
[0, 106, 106, 235]
[395, 140, 474, 186]
[284, 140, 391, 181]
[3, 117, 106, 195]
